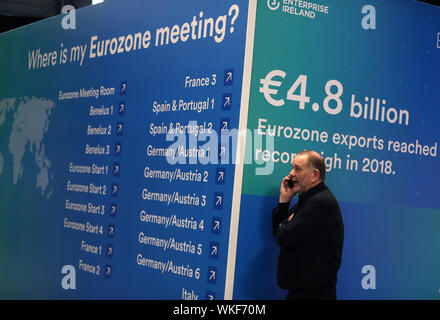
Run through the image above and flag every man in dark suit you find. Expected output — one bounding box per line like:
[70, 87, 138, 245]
[272, 150, 344, 300]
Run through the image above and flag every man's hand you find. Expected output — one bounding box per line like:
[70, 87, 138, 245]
[279, 175, 297, 203]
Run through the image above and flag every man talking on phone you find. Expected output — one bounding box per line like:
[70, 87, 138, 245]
[272, 150, 344, 300]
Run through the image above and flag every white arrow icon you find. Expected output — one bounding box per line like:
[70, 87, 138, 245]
[217, 171, 224, 181]
[259, 69, 286, 106]
[225, 72, 233, 82]
[216, 195, 222, 206]
[224, 96, 231, 107]
[211, 246, 218, 256]
[209, 270, 216, 280]
[213, 221, 220, 230]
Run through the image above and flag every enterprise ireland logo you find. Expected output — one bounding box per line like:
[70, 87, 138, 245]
[267, 0, 280, 11]
[267, 0, 330, 20]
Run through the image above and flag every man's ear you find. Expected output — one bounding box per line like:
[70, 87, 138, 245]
[313, 168, 320, 180]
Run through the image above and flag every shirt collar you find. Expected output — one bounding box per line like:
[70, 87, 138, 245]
[298, 182, 326, 203]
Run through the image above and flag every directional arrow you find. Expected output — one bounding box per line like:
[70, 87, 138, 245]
[107, 244, 113, 257]
[209, 242, 219, 260]
[226, 72, 233, 82]
[224, 69, 234, 86]
[215, 168, 225, 185]
[117, 122, 123, 135]
[222, 94, 232, 110]
[120, 82, 127, 95]
[119, 102, 125, 114]
[105, 265, 112, 278]
[207, 293, 215, 300]
[212, 218, 221, 234]
[210, 242, 219, 258]
[108, 224, 115, 237]
[214, 193, 224, 209]
[207, 266, 218, 284]
[115, 143, 121, 155]
[112, 184, 118, 196]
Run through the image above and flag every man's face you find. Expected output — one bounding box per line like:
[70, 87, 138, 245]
[288, 154, 317, 194]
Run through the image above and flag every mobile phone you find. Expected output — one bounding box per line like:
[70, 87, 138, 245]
[287, 179, 294, 188]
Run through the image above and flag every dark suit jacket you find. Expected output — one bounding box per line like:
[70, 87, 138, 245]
[272, 183, 344, 293]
